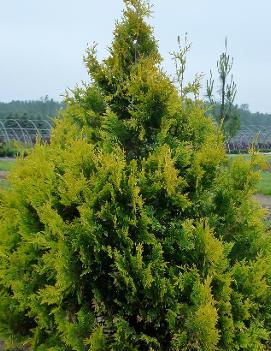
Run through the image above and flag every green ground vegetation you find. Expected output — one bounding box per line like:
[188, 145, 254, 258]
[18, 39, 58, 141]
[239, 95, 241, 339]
[256, 171, 271, 195]
[0, 159, 15, 172]
[0, 159, 14, 190]
[0, 97, 63, 122]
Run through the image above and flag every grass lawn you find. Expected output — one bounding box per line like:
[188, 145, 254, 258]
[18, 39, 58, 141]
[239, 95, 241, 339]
[0, 158, 15, 190]
[256, 171, 271, 196]
[0, 159, 15, 172]
[229, 153, 271, 161]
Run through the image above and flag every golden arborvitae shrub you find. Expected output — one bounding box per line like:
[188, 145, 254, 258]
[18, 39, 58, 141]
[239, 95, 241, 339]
[0, 1, 271, 350]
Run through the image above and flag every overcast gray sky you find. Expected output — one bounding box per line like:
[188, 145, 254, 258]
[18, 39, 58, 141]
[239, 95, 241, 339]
[1, 1, 271, 113]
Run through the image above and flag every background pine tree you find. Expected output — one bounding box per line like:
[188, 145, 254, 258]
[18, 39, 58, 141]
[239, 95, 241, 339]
[0, 1, 271, 350]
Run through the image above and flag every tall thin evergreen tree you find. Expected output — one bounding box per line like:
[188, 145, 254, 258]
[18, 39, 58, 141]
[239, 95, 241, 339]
[206, 39, 240, 137]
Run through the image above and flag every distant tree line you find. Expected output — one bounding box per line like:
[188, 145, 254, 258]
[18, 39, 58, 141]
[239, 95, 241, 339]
[0, 96, 63, 128]
[0, 96, 270, 156]
[238, 104, 271, 129]
[0, 97, 270, 132]
[0, 97, 63, 156]
[207, 103, 271, 131]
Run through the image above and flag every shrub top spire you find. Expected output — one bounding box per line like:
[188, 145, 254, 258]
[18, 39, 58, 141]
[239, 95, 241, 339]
[84, 0, 162, 130]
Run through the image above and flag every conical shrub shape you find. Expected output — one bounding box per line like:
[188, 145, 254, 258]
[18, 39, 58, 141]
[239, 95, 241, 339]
[1, 1, 271, 350]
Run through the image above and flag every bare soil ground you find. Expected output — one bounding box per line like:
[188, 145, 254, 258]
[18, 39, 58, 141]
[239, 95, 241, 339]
[0, 171, 8, 180]
[253, 194, 271, 222]
[254, 194, 271, 209]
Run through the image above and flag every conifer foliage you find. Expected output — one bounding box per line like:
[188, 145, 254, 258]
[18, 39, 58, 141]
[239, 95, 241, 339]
[0, 1, 271, 350]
